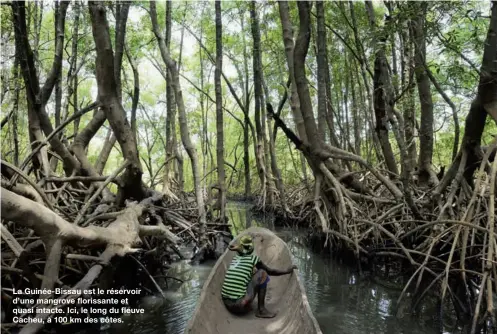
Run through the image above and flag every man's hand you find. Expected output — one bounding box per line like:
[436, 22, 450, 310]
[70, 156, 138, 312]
[287, 264, 297, 274]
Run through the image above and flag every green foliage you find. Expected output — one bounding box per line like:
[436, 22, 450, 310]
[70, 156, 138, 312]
[1, 0, 495, 198]
[0, 5, 12, 35]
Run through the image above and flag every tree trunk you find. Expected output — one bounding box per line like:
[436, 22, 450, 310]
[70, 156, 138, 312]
[72, 2, 80, 138]
[278, 1, 308, 144]
[199, 16, 208, 198]
[294, 1, 322, 149]
[113, 2, 130, 103]
[13, 0, 79, 177]
[441, 3, 497, 190]
[293, 1, 323, 153]
[481, 3, 497, 126]
[88, 1, 145, 201]
[279, 1, 312, 187]
[95, 131, 114, 174]
[410, 2, 435, 185]
[51, 4, 63, 174]
[261, 92, 275, 205]
[215, 0, 226, 221]
[163, 0, 175, 195]
[240, 8, 251, 199]
[279, 0, 405, 216]
[176, 5, 187, 194]
[366, 1, 398, 176]
[324, 48, 341, 150]
[344, 58, 351, 151]
[267, 113, 285, 204]
[424, 61, 460, 164]
[54, 77, 62, 129]
[350, 59, 361, 156]
[316, 0, 328, 142]
[32, 0, 43, 77]
[125, 44, 139, 141]
[58, 0, 81, 138]
[53, 3, 62, 128]
[400, 20, 417, 169]
[354, 59, 371, 160]
[150, 1, 207, 245]
[250, 1, 267, 195]
[262, 80, 282, 205]
[94, 2, 130, 176]
[51, 75, 62, 172]
[349, 1, 382, 162]
[11, 59, 20, 166]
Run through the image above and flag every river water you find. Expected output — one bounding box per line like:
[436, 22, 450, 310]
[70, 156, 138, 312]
[115, 202, 449, 334]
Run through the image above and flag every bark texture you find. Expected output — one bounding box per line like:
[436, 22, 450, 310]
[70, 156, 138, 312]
[410, 2, 435, 185]
[88, 1, 145, 201]
[366, 1, 398, 176]
[215, 0, 226, 221]
[316, 1, 328, 142]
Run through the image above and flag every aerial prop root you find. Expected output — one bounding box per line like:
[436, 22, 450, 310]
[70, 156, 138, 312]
[0, 187, 184, 332]
[264, 151, 496, 328]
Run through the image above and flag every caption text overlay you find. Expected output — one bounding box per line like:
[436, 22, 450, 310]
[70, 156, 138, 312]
[11, 288, 144, 325]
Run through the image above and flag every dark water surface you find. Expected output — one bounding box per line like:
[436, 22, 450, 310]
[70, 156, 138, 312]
[116, 202, 448, 334]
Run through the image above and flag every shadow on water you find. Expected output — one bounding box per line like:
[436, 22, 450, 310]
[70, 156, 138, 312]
[114, 202, 448, 334]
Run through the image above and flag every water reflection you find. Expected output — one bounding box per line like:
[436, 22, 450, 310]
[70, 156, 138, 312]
[114, 260, 214, 334]
[227, 204, 262, 236]
[285, 234, 436, 334]
[116, 202, 444, 334]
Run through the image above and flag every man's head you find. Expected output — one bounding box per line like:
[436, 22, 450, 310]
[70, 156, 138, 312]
[229, 234, 254, 255]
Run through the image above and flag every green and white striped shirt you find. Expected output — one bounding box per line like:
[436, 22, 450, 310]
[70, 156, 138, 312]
[221, 254, 260, 299]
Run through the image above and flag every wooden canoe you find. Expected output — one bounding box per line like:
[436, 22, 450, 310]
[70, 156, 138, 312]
[185, 227, 323, 334]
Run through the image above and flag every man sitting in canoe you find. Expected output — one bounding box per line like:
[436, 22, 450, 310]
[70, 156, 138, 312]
[221, 234, 297, 318]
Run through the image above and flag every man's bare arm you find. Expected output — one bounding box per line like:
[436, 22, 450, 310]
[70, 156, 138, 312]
[255, 261, 297, 276]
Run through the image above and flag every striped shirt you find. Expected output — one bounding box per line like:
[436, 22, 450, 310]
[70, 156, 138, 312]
[221, 254, 260, 299]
